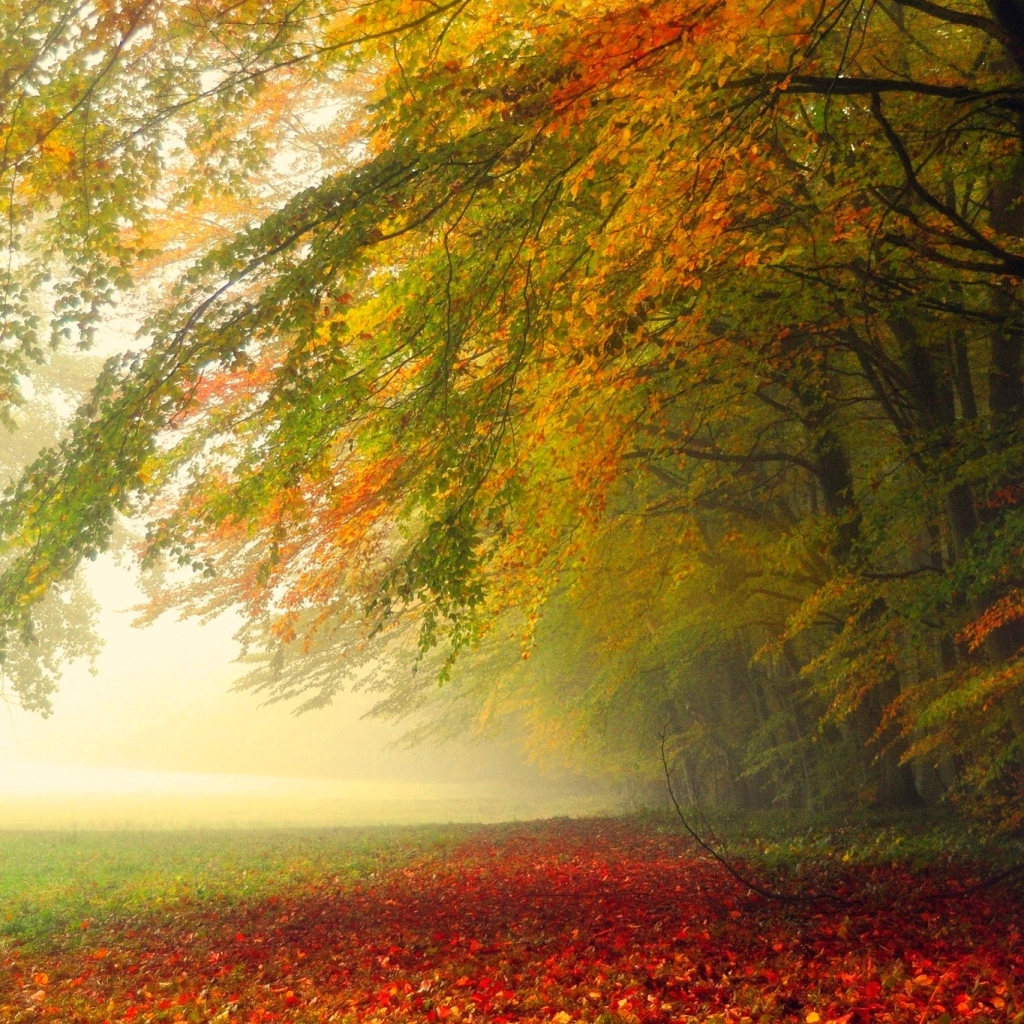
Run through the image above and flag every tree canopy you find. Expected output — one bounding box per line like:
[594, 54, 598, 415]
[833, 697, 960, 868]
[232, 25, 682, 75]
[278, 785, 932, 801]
[4, 0, 1024, 820]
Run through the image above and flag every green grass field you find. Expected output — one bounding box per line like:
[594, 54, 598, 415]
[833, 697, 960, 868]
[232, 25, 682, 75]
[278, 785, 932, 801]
[0, 824, 472, 949]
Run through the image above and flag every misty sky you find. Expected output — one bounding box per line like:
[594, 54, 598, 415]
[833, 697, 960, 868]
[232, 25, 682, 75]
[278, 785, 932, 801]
[0, 554, 614, 827]
[3, 554, 464, 780]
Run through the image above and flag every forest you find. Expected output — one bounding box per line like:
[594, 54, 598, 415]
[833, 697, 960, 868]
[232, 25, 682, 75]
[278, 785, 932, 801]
[3, 0, 1024, 827]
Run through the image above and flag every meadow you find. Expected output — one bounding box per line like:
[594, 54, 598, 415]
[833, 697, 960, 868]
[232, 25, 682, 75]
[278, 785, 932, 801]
[0, 825, 468, 948]
[0, 815, 1021, 1022]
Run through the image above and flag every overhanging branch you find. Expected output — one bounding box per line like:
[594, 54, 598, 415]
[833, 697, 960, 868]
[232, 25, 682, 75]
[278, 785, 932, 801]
[892, 0, 1015, 48]
[726, 74, 1024, 106]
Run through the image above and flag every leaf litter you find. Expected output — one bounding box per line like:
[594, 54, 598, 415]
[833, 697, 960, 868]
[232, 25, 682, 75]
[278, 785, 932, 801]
[1, 818, 1020, 1023]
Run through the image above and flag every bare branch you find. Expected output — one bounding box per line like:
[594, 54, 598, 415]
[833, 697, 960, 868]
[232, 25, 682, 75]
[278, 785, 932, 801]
[660, 731, 851, 906]
[870, 93, 1024, 273]
[892, 0, 1015, 48]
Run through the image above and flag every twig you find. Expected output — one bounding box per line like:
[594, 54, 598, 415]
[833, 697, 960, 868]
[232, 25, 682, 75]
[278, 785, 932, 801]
[659, 732, 850, 906]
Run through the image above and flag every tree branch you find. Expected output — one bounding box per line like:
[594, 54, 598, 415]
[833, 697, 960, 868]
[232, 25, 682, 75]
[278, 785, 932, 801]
[892, 0, 1015, 48]
[726, 74, 1023, 103]
[869, 92, 1024, 270]
[660, 732, 850, 906]
[629, 443, 818, 475]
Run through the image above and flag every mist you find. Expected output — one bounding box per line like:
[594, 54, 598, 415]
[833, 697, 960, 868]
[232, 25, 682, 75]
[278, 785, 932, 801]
[0, 555, 617, 829]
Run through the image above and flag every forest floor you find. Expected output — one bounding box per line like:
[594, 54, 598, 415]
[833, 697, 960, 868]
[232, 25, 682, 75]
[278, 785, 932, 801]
[0, 814, 1020, 1023]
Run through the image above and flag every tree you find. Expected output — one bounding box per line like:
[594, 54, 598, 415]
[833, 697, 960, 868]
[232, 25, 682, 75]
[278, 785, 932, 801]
[4, 0, 1024, 818]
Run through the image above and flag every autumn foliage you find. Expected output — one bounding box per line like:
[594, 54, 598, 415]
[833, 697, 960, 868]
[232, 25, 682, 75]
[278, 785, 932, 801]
[5, 0, 1024, 818]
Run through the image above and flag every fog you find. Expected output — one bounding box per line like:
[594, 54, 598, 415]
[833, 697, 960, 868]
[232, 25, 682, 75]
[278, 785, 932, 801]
[0, 556, 617, 829]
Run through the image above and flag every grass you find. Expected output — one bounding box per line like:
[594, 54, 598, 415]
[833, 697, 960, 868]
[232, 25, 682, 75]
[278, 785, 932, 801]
[646, 804, 1022, 879]
[0, 823, 470, 949]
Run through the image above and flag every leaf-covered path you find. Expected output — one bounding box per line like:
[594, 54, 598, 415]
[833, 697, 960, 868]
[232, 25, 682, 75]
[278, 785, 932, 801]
[2, 819, 1020, 1023]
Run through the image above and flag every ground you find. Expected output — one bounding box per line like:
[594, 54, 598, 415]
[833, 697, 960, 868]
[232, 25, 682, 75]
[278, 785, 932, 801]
[0, 817, 1021, 1022]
